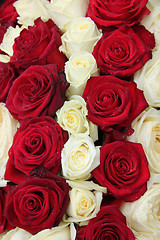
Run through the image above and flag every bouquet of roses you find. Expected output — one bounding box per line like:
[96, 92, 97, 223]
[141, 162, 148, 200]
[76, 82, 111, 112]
[0, 0, 160, 239]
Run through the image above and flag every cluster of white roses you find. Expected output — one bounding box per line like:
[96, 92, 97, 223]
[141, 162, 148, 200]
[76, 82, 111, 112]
[0, 0, 106, 239]
[119, 1, 160, 239]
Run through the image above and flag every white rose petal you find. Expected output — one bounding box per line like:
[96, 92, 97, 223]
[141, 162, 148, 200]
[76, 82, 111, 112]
[0, 55, 10, 63]
[0, 103, 19, 180]
[2, 228, 32, 240]
[30, 223, 70, 240]
[14, 0, 51, 27]
[59, 17, 102, 59]
[61, 134, 100, 180]
[47, 0, 89, 32]
[65, 52, 99, 97]
[56, 95, 98, 141]
[134, 50, 160, 107]
[120, 183, 160, 239]
[65, 181, 106, 224]
[128, 108, 160, 173]
[0, 25, 25, 57]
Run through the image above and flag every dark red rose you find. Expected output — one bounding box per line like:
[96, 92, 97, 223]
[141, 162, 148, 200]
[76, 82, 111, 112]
[83, 75, 148, 131]
[10, 18, 66, 73]
[5, 116, 68, 184]
[76, 205, 135, 239]
[0, 0, 18, 29]
[86, 0, 150, 28]
[6, 64, 69, 121]
[93, 25, 155, 78]
[5, 167, 69, 234]
[0, 25, 6, 44]
[0, 62, 16, 102]
[92, 141, 150, 201]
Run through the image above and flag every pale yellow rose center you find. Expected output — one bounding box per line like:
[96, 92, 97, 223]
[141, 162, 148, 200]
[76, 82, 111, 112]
[76, 193, 94, 217]
[65, 110, 79, 130]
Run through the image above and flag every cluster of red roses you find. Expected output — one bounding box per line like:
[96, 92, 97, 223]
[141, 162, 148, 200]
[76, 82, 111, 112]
[0, 0, 156, 239]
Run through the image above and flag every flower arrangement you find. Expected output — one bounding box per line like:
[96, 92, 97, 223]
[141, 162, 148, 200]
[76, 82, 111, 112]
[0, 0, 159, 239]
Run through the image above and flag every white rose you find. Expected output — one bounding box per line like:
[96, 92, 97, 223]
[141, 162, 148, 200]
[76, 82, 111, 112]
[61, 134, 100, 180]
[65, 52, 99, 97]
[56, 95, 98, 141]
[2, 228, 32, 240]
[128, 108, 160, 173]
[47, 0, 89, 32]
[120, 183, 160, 239]
[29, 223, 70, 240]
[0, 103, 18, 180]
[59, 17, 102, 59]
[134, 50, 160, 107]
[0, 25, 25, 57]
[14, 0, 51, 27]
[65, 180, 106, 224]
[141, 6, 160, 50]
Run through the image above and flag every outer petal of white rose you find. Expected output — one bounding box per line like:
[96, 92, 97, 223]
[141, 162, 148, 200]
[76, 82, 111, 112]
[29, 223, 70, 240]
[14, 0, 51, 27]
[0, 55, 10, 63]
[2, 228, 32, 240]
[0, 26, 25, 57]
[0, 103, 19, 180]
[46, 0, 89, 32]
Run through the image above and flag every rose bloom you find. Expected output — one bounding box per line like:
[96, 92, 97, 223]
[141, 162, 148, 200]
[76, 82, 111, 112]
[92, 141, 150, 201]
[5, 167, 69, 234]
[93, 25, 155, 78]
[86, 0, 150, 28]
[29, 223, 70, 240]
[0, 62, 16, 102]
[6, 64, 69, 121]
[56, 95, 98, 141]
[10, 18, 66, 72]
[0, 0, 18, 29]
[0, 103, 18, 181]
[14, 0, 51, 27]
[65, 52, 99, 98]
[5, 116, 68, 184]
[76, 205, 135, 239]
[65, 180, 106, 224]
[128, 108, 160, 173]
[134, 50, 160, 108]
[83, 75, 148, 131]
[121, 182, 160, 239]
[46, 0, 89, 32]
[59, 17, 102, 59]
[1, 227, 32, 240]
[61, 134, 100, 180]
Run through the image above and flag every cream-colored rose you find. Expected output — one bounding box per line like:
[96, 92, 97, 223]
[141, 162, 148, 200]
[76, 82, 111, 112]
[134, 50, 160, 107]
[59, 17, 102, 59]
[0, 103, 18, 180]
[65, 180, 106, 224]
[120, 182, 160, 239]
[0, 55, 10, 63]
[14, 0, 51, 27]
[47, 0, 89, 32]
[56, 95, 98, 141]
[0, 25, 25, 57]
[65, 52, 99, 97]
[61, 134, 100, 180]
[29, 223, 70, 240]
[141, 6, 160, 50]
[128, 108, 160, 173]
[2, 228, 32, 240]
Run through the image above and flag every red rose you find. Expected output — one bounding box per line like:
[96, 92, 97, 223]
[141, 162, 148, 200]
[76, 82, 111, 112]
[93, 25, 155, 78]
[0, 0, 18, 29]
[6, 64, 69, 121]
[5, 116, 68, 184]
[0, 62, 16, 102]
[5, 167, 69, 234]
[83, 75, 148, 131]
[76, 205, 135, 239]
[92, 141, 150, 201]
[10, 18, 66, 72]
[86, 0, 150, 28]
